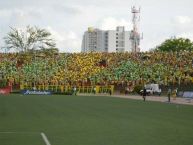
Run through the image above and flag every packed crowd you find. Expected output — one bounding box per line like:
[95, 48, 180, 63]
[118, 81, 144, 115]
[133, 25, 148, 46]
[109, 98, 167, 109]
[0, 51, 193, 88]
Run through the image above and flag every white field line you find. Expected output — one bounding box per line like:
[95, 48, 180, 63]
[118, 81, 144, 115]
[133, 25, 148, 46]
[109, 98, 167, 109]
[41, 132, 51, 145]
[0, 131, 52, 145]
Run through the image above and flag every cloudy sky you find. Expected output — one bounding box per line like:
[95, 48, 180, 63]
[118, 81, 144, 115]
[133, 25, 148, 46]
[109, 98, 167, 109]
[0, 0, 193, 52]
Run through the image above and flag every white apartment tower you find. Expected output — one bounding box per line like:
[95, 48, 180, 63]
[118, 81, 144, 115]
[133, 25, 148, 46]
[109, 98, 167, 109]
[81, 26, 132, 52]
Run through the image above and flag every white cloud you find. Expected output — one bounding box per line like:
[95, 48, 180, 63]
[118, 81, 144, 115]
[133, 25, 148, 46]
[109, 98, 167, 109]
[1, 0, 193, 52]
[0, 9, 12, 17]
[0, 8, 42, 19]
[177, 33, 193, 40]
[170, 15, 193, 41]
[174, 16, 192, 24]
[99, 17, 132, 30]
[52, 4, 83, 15]
[46, 26, 81, 52]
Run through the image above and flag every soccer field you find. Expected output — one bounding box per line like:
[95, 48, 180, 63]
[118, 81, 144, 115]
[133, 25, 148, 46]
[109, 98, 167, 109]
[0, 94, 193, 145]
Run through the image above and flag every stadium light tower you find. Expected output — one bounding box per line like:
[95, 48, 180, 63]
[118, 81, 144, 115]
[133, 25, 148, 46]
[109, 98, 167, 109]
[130, 6, 143, 53]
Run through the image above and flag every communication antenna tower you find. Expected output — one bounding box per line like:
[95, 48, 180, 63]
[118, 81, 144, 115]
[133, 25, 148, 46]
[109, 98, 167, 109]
[130, 6, 143, 52]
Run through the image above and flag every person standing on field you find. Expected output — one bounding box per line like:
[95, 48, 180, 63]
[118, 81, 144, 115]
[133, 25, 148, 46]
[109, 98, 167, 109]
[142, 87, 147, 101]
[173, 88, 178, 100]
[167, 88, 171, 102]
[93, 86, 96, 94]
[73, 86, 77, 95]
[109, 88, 112, 96]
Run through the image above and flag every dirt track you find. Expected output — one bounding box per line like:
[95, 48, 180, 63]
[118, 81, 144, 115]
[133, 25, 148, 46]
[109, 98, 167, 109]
[79, 93, 193, 106]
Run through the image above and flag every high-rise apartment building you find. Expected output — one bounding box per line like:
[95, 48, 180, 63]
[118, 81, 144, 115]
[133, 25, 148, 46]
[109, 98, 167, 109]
[81, 26, 132, 52]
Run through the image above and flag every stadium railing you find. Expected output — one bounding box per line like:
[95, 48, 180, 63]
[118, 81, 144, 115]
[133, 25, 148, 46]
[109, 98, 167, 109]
[20, 84, 114, 94]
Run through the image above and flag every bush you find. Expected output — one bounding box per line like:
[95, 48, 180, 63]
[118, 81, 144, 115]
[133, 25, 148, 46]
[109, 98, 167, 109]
[0, 79, 7, 88]
[133, 85, 143, 94]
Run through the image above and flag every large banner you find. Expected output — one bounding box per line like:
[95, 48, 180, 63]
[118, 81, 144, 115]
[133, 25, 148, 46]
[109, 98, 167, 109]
[0, 86, 11, 94]
[21, 90, 52, 95]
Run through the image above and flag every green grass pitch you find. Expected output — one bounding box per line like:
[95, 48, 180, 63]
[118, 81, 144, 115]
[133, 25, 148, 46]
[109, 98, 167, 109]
[0, 94, 193, 145]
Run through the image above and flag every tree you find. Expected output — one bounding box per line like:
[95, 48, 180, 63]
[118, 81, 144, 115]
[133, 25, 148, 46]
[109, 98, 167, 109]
[3, 26, 56, 52]
[155, 38, 193, 52]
